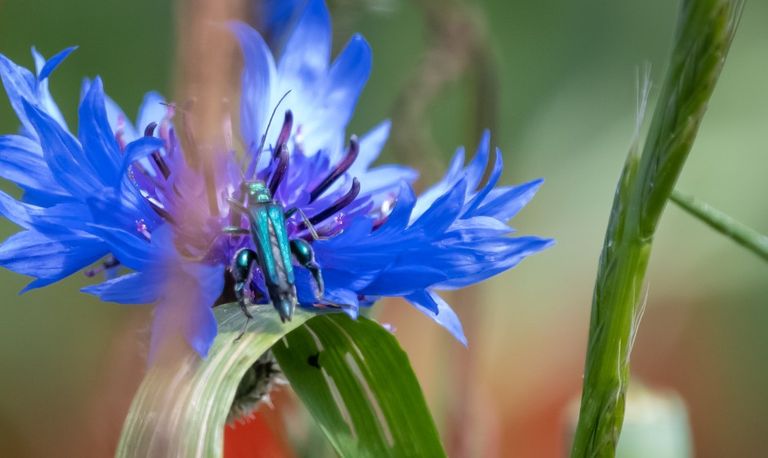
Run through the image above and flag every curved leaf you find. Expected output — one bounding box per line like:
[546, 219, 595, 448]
[273, 314, 446, 457]
[116, 303, 311, 458]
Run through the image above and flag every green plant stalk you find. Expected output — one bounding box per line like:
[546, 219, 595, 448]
[571, 1, 742, 456]
[116, 304, 312, 458]
[671, 189, 768, 261]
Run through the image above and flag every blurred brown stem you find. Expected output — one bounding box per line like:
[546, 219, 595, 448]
[391, 0, 498, 185]
[157, 0, 245, 363]
[174, 0, 244, 154]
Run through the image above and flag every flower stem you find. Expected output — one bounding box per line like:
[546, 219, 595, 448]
[570, 1, 742, 456]
[671, 189, 768, 262]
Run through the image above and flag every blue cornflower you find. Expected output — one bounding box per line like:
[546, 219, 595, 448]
[0, 47, 163, 290]
[0, 0, 552, 359]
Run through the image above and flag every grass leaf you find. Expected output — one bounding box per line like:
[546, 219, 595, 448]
[273, 314, 446, 457]
[116, 303, 311, 457]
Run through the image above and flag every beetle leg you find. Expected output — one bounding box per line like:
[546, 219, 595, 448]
[290, 238, 324, 297]
[232, 248, 258, 340]
[226, 197, 247, 214]
[222, 226, 250, 235]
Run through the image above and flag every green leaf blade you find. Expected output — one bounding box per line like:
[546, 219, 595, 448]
[116, 303, 312, 458]
[273, 314, 446, 458]
[671, 189, 768, 262]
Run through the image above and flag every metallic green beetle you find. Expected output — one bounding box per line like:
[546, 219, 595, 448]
[226, 181, 324, 323]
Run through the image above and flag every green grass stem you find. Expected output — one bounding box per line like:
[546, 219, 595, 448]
[570, 1, 743, 456]
[671, 189, 768, 261]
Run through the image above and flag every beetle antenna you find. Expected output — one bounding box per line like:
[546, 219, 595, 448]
[246, 90, 291, 179]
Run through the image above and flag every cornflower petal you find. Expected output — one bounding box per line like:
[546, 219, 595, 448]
[277, 0, 331, 94]
[406, 290, 467, 346]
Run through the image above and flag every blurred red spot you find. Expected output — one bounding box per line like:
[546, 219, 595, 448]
[224, 408, 293, 458]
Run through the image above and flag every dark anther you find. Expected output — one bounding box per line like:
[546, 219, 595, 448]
[144, 122, 158, 137]
[144, 122, 171, 179]
[274, 111, 293, 156]
[246, 100, 292, 179]
[85, 255, 120, 277]
[309, 136, 359, 203]
[304, 178, 360, 228]
[147, 199, 176, 225]
[268, 144, 289, 196]
[266, 111, 293, 195]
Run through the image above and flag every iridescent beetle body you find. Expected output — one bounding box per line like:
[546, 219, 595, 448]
[227, 181, 323, 323]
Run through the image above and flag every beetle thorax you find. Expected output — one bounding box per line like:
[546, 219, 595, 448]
[246, 181, 272, 203]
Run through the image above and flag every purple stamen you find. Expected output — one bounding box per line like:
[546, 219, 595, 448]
[147, 198, 176, 224]
[144, 122, 158, 137]
[309, 136, 359, 203]
[265, 111, 293, 195]
[268, 144, 288, 196]
[305, 178, 361, 228]
[85, 255, 121, 277]
[144, 122, 171, 179]
[247, 108, 293, 180]
[274, 111, 293, 155]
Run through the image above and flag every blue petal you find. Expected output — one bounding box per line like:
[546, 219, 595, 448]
[360, 265, 449, 296]
[253, 0, 307, 47]
[230, 22, 277, 153]
[183, 263, 224, 357]
[446, 216, 512, 239]
[0, 52, 39, 133]
[82, 271, 159, 304]
[78, 77, 122, 182]
[136, 91, 168, 131]
[463, 130, 490, 193]
[435, 236, 555, 289]
[359, 165, 418, 197]
[277, 0, 331, 87]
[408, 179, 467, 235]
[302, 34, 371, 156]
[411, 146, 465, 218]
[373, 182, 415, 237]
[463, 147, 502, 216]
[0, 189, 89, 230]
[406, 290, 467, 346]
[0, 134, 66, 194]
[0, 230, 105, 290]
[350, 120, 391, 174]
[37, 46, 77, 81]
[149, 263, 225, 361]
[474, 178, 544, 221]
[22, 99, 96, 195]
[121, 136, 164, 177]
[85, 225, 152, 271]
[30, 47, 71, 130]
[103, 93, 138, 141]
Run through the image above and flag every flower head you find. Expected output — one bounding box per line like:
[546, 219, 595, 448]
[0, 0, 552, 358]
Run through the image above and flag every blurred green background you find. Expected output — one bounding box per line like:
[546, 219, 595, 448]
[1, 0, 767, 456]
